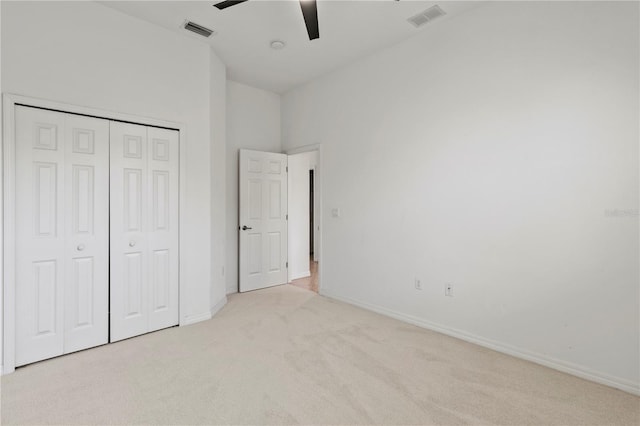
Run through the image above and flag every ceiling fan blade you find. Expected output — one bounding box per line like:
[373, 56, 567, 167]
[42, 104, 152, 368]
[214, 0, 249, 10]
[299, 0, 319, 40]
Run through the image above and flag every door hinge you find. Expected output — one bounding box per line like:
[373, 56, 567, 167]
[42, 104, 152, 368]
[286, 214, 288, 220]
[286, 166, 288, 173]
[286, 261, 288, 268]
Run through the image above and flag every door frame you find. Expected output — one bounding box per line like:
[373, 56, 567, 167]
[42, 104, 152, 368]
[285, 144, 323, 292]
[238, 149, 289, 293]
[1, 93, 187, 374]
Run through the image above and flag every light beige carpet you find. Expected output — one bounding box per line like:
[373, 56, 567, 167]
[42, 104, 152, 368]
[1, 285, 638, 425]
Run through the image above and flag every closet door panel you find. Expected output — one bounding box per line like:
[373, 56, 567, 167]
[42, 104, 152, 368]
[63, 114, 109, 353]
[110, 122, 149, 342]
[15, 107, 66, 366]
[147, 127, 179, 332]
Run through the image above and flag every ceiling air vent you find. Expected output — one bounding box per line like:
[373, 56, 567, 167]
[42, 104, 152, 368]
[184, 21, 215, 38]
[408, 5, 446, 28]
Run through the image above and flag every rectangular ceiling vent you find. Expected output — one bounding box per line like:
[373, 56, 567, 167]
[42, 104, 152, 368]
[408, 5, 446, 28]
[184, 21, 215, 38]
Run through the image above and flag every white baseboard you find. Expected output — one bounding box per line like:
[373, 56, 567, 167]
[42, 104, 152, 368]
[180, 296, 228, 326]
[181, 311, 212, 326]
[210, 296, 228, 317]
[1, 364, 15, 375]
[291, 270, 311, 281]
[320, 289, 640, 396]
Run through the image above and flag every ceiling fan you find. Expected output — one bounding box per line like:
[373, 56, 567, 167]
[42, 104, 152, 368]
[213, 0, 320, 40]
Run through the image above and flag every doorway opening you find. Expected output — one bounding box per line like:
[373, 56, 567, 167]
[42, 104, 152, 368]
[290, 168, 318, 293]
[310, 169, 314, 257]
[237, 146, 321, 294]
[287, 148, 320, 294]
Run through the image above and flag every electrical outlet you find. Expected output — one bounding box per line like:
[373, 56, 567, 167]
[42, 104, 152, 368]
[445, 283, 453, 297]
[415, 278, 422, 290]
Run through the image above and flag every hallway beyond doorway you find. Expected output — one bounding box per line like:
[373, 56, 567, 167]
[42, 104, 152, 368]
[289, 256, 318, 293]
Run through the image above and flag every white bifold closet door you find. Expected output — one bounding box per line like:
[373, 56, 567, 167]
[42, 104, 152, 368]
[109, 122, 179, 342]
[15, 106, 109, 366]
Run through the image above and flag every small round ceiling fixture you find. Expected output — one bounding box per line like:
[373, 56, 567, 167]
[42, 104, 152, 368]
[270, 40, 286, 50]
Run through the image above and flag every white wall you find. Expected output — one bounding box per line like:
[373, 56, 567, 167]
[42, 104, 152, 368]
[1, 1, 227, 329]
[288, 151, 318, 280]
[226, 81, 281, 294]
[282, 1, 639, 393]
[210, 52, 228, 311]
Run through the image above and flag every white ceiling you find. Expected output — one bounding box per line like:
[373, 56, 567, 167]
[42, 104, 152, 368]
[100, 0, 483, 93]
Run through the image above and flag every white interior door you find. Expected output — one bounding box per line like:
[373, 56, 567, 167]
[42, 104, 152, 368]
[239, 149, 288, 292]
[15, 106, 109, 366]
[110, 122, 179, 342]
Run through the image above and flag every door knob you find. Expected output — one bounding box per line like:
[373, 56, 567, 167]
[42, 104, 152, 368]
[241, 225, 252, 231]
[77, 244, 85, 251]
[129, 241, 136, 247]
